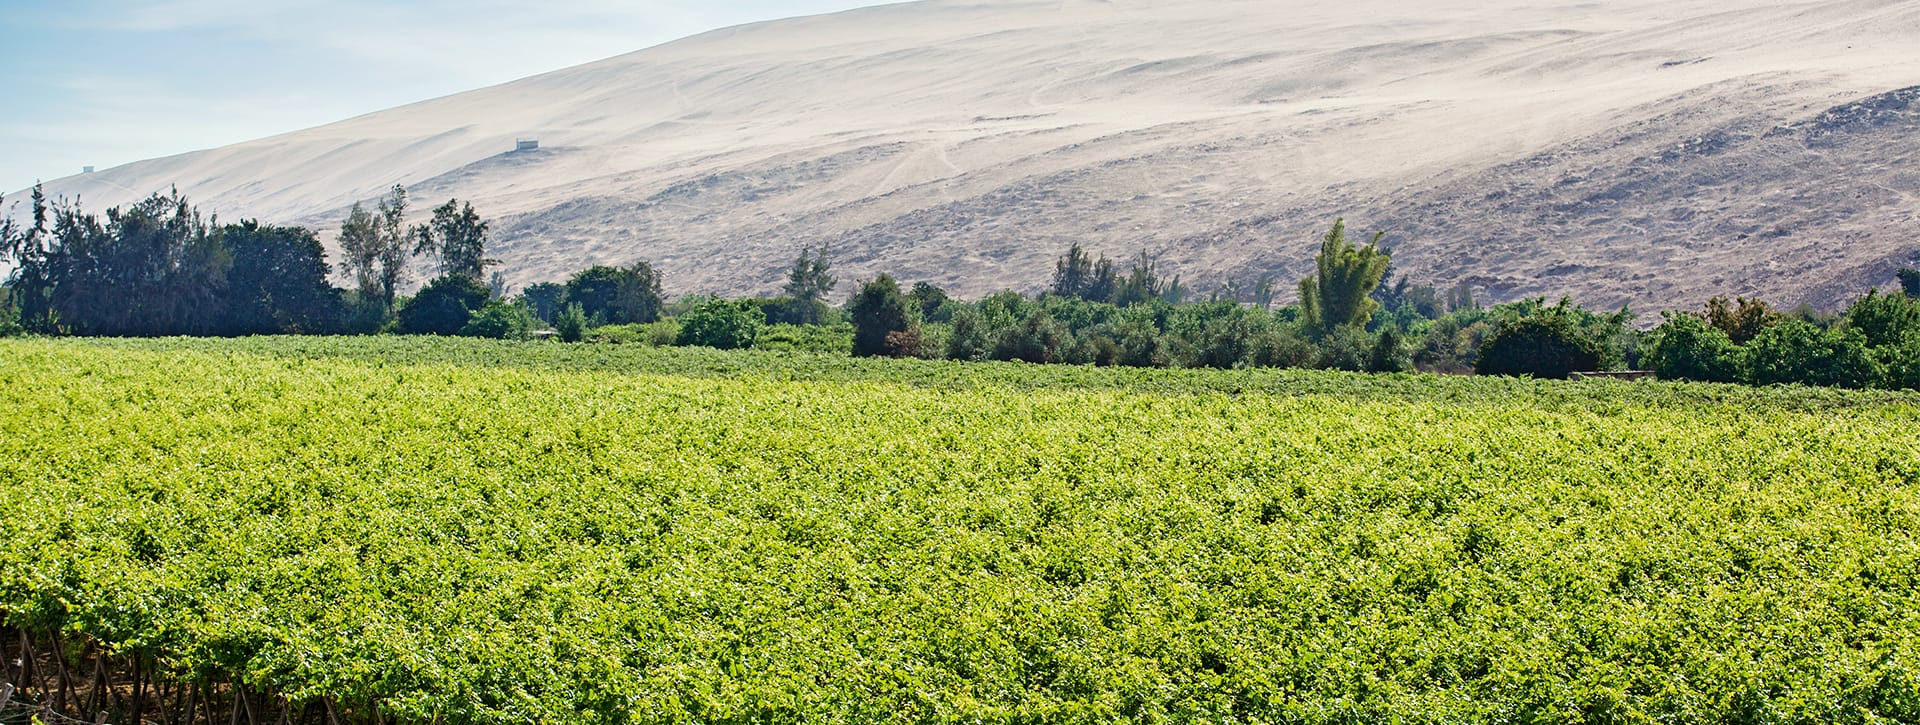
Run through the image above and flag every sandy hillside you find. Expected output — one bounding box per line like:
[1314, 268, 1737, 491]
[15, 0, 1920, 310]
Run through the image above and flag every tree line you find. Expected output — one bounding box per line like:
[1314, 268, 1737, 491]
[5, 185, 1918, 391]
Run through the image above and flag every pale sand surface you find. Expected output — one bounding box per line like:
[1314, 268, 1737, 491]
[15, 0, 1920, 309]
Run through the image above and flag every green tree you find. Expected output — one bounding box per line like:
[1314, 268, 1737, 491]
[1114, 253, 1168, 307]
[397, 274, 491, 335]
[1843, 289, 1920, 348]
[15, 190, 229, 336]
[1051, 243, 1097, 299]
[1898, 268, 1920, 297]
[847, 274, 917, 357]
[1299, 219, 1391, 337]
[992, 309, 1071, 364]
[220, 221, 342, 335]
[1643, 312, 1741, 383]
[676, 297, 762, 349]
[1702, 295, 1779, 345]
[1367, 326, 1413, 373]
[781, 245, 836, 325]
[460, 300, 538, 340]
[1444, 281, 1479, 314]
[555, 303, 588, 342]
[945, 307, 992, 361]
[1745, 319, 1879, 388]
[337, 185, 410, 309]
[908, 282, 951, 323]
[564, 263, 663, 324]
[412, 199, 495, 279]
[520, 282, 568, 324]
[1475, 310, 1604, 379]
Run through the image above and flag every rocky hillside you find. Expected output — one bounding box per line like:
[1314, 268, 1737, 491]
[19, 0, 1920, 310]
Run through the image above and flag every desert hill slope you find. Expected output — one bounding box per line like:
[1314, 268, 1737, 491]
[19, 0, 1920, 309]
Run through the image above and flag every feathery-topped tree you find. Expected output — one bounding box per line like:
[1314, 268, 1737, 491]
[1299, 218, 1391, 337]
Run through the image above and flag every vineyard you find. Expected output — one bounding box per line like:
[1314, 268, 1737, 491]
[2, 336, 1919, 724]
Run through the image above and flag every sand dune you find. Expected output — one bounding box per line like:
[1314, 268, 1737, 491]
[17, 0, 1920, 309]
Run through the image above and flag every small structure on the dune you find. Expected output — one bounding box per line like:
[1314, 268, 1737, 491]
[514, 139, 540, 152]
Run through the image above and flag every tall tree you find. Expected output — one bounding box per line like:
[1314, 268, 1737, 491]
[847, 274, 916, 357]
[337, 185, 410, 309]
[1114, 253, 1167, 307]
[220, 221, 342, 335]
[412, 198, 494, 279]
[1299, 219, 1391, 337]
[6, 189, 229, 336]
[1051, 243, 1119, 302]
[781, 244, 836, 324]
[1051, 243, 1093, 298]
[397, 274, 492, 335]
[520, 281, 567, 324]
[564, 262, 663, 324]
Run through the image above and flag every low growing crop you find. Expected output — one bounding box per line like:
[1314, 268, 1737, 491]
[1, 336, 1917, 724]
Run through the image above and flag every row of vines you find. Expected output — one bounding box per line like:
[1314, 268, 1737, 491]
[3, 337, 1919, 723]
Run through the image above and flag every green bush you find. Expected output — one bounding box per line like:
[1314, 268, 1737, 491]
[0, 300, 23, 338]
[848, 274, 917, 358]
[992, 310, 1071, 364]
[1366, 326, 1413, 373]
[1475, 314, 1604, 379]
[582, 321, 678, 345]
[1844, 289, 1920, 348]
[459, 300, 538, 340]
[1745, 319, 1879, 388]
[555, 303, 587, 342]
[1317, 324, 1374, 372]
[397, 275, 491, 336]
[755, 323, 854, 354]
[944, 307, 993, 361]
[1248, 326, 1316, 369]
[675, 298, 763, 350]
[1643, 313, 1741, 383]
[1878, 335, 1920, 390]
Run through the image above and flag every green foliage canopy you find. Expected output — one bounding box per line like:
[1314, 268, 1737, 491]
[1299, 219, 1391, 337]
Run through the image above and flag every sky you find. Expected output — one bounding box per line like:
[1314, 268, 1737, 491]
[0, 0, 890, 193]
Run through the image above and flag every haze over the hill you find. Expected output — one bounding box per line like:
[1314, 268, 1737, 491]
[16, 0, 1920, 310]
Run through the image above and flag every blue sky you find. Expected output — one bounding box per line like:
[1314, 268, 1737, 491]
[0, 0, 889, 193]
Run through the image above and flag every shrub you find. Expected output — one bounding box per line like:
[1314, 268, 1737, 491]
[1643, 312, 1741, 383]
[675, 298, 762, 350]
[1843, 289, 1920, 348]
[1111, 320, 1173, 368]
[945, 308, 993, 361]
[555, 304, 587, 342]
[1899, 268, 1920, 297]
[1744, 319, 1879, 388]
[1317, 324, 1374, 372]
[397, 274, 491, 336]
[1367, 326, 1413, 373]
[0, 300, 23, 338]
[460, 300, 537, 340]
[848, 275, 917, 358]
[1475, 314, 1603, 379]
[564, 263, 663, 324]
[1879, 335, 1920, 391]
[755, 322, 854, 354]
[1248, 326, 1316, 369]
[993, 310, 1070, 364]
[1190, 317, 1253, 369]
[1703, 295, 1779, 345]
[341, 292, 394, 335]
